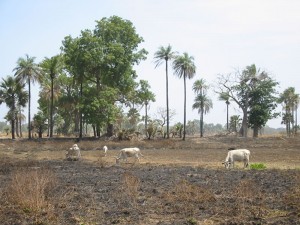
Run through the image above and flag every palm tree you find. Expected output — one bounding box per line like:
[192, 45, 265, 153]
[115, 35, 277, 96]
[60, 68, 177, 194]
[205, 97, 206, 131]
[0, 76, 27, 139]
[13, 54, 41, 139]
[154, 45, 176, 138]
[192, 93, 213, 137]
[16, 87, 28, 137]
[218, 92, 230, 130]
[40, 55, 62, 137]
[173, 52, 196, 140]
[278, 87, 299, 136]
[192, 79, 211, 137]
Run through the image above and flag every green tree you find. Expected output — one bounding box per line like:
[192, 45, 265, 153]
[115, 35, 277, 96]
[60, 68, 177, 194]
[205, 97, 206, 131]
[229, 115, 242, 133]
[192, 94, 213, 137]
[248, 76, 279, 137]
[154, 44, 176, 138]
[192, 79, 212, 137]
[218, 92, 230, 130]
[0, 76, 27, 139]
[137, 80, 155, 136]
[278, 87, 299, 136]
[32, 111, 48, 138]
[13, 54, 41, 139]
[61, 35, 86, 138]
[40, 55, 62, 137]
[15, 85, 28, 137]
[61, 16, 147, 138]
[173, 52, 196, 140]
[217, 64, 278, 137]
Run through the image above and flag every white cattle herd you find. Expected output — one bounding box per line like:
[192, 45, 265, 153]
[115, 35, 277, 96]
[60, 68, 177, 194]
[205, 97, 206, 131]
[65, 144, 251, 169]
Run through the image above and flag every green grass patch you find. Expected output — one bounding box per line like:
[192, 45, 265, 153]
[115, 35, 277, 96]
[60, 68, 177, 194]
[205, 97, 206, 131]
[250, 163, 267, 170]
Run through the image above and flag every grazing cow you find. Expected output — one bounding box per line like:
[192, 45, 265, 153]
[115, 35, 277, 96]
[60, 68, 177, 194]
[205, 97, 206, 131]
[223, 149, 250, 169]
[103, 145, 108, 156]
[66, 144, 81, 161]
[115, 147, 143, 165]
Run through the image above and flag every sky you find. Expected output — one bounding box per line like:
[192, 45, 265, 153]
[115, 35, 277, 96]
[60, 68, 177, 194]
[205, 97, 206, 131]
[1, 0, 300, 129]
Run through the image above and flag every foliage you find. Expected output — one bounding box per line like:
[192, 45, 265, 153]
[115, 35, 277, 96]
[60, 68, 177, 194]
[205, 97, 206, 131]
[217, 64, 279, 137]
[192, 79, 213, 137]
[229, 115, 242, 133]
[60, 16, 148, 137]
[250, 163, 267, 170]
[32, 111, 48, 138]
[0, 76, 28, 139]
[173, 52, 196, 140]
[277, 87, 299, 136]
[13, 54, 41, 139]
[248, 75, 279, 137]
[154, 44, 176, 138]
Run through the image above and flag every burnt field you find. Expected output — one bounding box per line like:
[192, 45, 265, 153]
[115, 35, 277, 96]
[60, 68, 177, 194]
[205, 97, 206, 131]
[0, 136, 299, 224]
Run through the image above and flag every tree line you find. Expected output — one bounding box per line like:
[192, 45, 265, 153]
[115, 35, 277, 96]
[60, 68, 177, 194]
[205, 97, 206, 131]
[0, 16, 298, 139]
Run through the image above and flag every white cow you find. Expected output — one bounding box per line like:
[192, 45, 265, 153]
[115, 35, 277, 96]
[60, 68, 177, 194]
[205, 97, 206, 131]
[103, 145, 108, 156]
[66, 144, 81, 161]
[223, 149, 250, 169]
[115, 147, 143, 164]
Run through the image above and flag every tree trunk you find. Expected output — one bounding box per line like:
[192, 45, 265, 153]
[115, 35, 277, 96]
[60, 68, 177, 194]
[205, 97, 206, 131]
[79, 82, 83, 139]
[11, 119, 15, 139]
[107, 123, 114, 137]
[200, 109, 204, 137]
[239, 108, 248, 137]
[50, 77, 54, 137]
[183, 73, 186, 141]
[226, 103, 229, 130]
[253, 125, 259, 138]
[165, 60, 169, 139]
[15, 117, 19, 137]
[28, 80, 31, 139]
[145, 103, 148, 137]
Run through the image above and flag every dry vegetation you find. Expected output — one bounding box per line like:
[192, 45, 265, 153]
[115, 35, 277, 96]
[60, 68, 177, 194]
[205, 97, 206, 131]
[0, 135, 299, 224]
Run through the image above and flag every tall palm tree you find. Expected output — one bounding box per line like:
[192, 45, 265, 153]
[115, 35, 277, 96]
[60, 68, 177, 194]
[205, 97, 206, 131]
[13, 54, 41, 139]
[0, 76, 27, 139]
[40, 55, 62, 137]
[218, 92, 230, 130]
[173, 52, 196, 140]
[192, 79, 210, 137]
[154, 45, 176, 138]
[192, 93, 213, 137]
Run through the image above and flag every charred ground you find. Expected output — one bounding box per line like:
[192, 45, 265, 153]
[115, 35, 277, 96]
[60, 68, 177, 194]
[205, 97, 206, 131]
[0, 136, 299, 224]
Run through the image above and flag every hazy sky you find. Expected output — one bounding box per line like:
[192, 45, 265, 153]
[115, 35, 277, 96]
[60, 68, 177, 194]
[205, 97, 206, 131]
[1, 0, 300, 128]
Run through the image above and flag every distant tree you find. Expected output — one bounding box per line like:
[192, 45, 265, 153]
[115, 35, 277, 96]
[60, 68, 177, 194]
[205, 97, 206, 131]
[248, 76, 279, 137]
[33, 111, 48, 138]
[192, 79, 212, 137]
[173, 52, 196, 140]
[40, 55, 62, 137]
[13, 54, 41, 139]
[185, 120, 197, 135]
[277, 87, 299, 136]
[218, 92, 230, 130]
[154, 107, 176, 138]
[217, 64, 279, 137]
[154, 44, 176, 138]
[229, 115, 242, 133]
[0, 76, 27, 139]
[61, 16, 147, 138]
[137, 80, 155, 135]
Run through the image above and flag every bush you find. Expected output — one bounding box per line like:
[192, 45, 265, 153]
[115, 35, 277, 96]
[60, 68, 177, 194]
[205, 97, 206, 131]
[250, 163, 267, 170]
